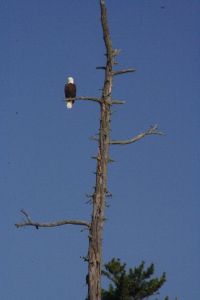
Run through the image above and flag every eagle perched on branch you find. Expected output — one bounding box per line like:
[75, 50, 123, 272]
[64, 76, 76, 109]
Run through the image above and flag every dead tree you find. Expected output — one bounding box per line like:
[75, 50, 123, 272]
[15, 1, 162, 299]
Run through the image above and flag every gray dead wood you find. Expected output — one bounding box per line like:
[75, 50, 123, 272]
[64, 97, 125, 105]
[87, 1, 115, 299]
[110, 125, 164, 145]
[112, 68, 136, 76]
[15, 210, 90, 229]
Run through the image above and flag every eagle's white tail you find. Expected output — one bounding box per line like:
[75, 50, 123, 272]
[66, 101, 73, 109]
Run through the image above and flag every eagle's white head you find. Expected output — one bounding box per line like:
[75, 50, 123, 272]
[67, 77, 74, 84]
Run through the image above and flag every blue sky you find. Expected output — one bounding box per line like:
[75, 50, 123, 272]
[1, 0, 199, 299]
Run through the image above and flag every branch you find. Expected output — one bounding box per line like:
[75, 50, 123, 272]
[64, 97, 125, 105]
[96, 66, 106, 70]
[15, 210, 90, 229]
[110, 125, 164, 145]
[65, 96, 101, 104]
[112, 68, 136, 76]
[112, 48, 121, 57]
[111, 100, 125, 105]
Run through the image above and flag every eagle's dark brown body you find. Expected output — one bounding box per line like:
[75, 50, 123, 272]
[64, 83, 76, 100]
[64, 77, 76, 109]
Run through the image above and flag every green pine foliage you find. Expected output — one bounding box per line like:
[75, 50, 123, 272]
[102, 258, 169, 300]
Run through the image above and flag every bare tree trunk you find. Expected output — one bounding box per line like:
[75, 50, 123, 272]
[87, 86, 112, 299]
[87, 1, 113, 299]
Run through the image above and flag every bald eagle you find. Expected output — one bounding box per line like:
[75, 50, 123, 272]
[64, 77, 76, 109]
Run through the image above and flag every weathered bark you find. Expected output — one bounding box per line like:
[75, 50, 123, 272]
[87, 1, 114, 299]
